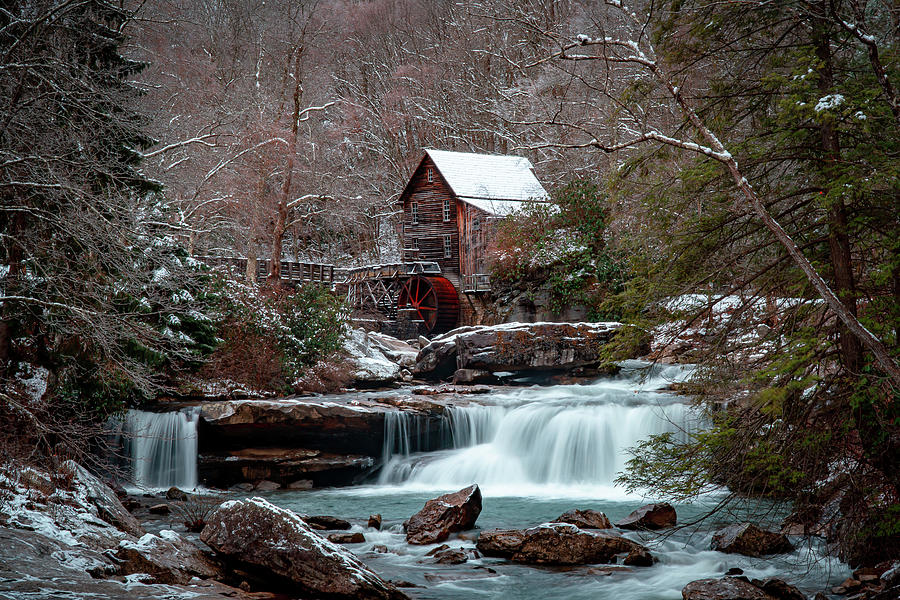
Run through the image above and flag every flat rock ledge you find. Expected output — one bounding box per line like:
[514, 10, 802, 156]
[200, 496, 407, 600]
[476, 523, 652, 565]
[414, 321, 622, 380]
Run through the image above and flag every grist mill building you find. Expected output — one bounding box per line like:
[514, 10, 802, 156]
[398, 149, 550, 294]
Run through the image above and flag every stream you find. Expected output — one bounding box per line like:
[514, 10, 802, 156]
[127, 361, 851, 598]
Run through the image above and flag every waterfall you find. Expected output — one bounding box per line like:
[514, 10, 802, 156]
[123, 407, 200, 489]
[378, 362, 699, 494]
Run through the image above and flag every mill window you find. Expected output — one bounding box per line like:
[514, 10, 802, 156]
[443, 199, 451, 222]
[411, 202, 418, 224]
[427, 167, 433, 183]
[443, 235, 452, 258]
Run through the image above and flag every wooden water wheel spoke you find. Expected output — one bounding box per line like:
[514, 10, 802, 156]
[398, 275, 459, 334]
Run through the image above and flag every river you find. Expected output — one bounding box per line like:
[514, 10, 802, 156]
[126, 361, 850, 598]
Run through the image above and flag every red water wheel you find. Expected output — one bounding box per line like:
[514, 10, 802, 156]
[397, 275, 459, 334]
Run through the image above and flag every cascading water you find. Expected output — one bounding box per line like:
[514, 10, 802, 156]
[378, 361, 699, 495]
[122, 407, 200, 489]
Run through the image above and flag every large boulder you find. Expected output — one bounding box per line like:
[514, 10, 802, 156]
[414, 322, 621, 379]
[682, 577, 771, 600]
[406, 485, 482, 545]
[616, 502, 677, 530]
[200, 497, 406, 600]
[554, 509, 613, 529]
[342, 328, 403, 385]
[477, 523, 652, 565]
[413, 328, 478, 379]
[474, 528, 527, 558]
[367, 332, 418, 369]
[115, 529, 220, 585]
[682, 577, 805, 600]
[711, 523, 793, 557]
[62, 461, 144, 538]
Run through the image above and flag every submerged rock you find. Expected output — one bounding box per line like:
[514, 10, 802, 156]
[148, 503, 170, 515]
[406, 484, 482, 545]
[423, 568, 499, 583]
[327, 532, 365, 544]
[711, 523, 793, 557]
[554, 509, 613, 529]
[616, 502, 677, 530]
[304, 515, 352, 530]
[200, 497, 406, 600]
[254, 480, 280, 491]
[476, 523, 652, 565]
[166, 486, 189, 501]
[422, 544, 470, 565]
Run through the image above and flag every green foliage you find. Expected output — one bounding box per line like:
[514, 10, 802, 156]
[274, 285, 347, 379]
[490, 180, 628, 315]
[210, 277, 349, 389]
[53, 369, 145, 420]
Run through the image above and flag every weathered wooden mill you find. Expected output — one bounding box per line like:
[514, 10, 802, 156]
[204, 150, 551, 336]
[343, 149, 550, 334]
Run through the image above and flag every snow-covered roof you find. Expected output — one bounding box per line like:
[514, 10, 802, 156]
[459, 197, 537, 216]
[425, 149, 550, 213]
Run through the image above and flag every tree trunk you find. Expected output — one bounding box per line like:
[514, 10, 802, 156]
[0, 211, 25, 377]
[246, 254, 258, 285]
[815, 15, 863, 373]
[268, 46, 303, 285]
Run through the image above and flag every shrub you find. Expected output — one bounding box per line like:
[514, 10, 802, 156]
[200, 275, 349, 392]
[490, 180, 627, 316]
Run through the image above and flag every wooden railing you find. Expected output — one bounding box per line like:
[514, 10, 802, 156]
[197, 256, 335, 284]
[463, 273, 491, 293]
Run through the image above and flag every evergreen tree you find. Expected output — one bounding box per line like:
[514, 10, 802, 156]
[0, 1, 215, 414]
[601, 0, 899, 565]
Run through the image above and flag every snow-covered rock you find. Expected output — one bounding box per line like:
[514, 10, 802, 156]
[342, 328, 402, 385]
[200, 496, 407, 599]
[413, 321, 622, 380]
[366, 331, 418, 368]
[0, 461, 142, 552]
[116, 529, 221, 584]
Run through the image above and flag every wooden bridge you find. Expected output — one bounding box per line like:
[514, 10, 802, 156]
[198, 255, 487, 334]
[197, 256, 336, 284]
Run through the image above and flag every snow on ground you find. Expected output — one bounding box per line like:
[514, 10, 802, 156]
[14, 364, 48, 404]
[0, 463, 132, 552]
[651, 293, 825, 363]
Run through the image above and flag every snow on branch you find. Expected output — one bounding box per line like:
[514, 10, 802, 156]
[296, 101, 336, 124]
[141, 134, 220, 158]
